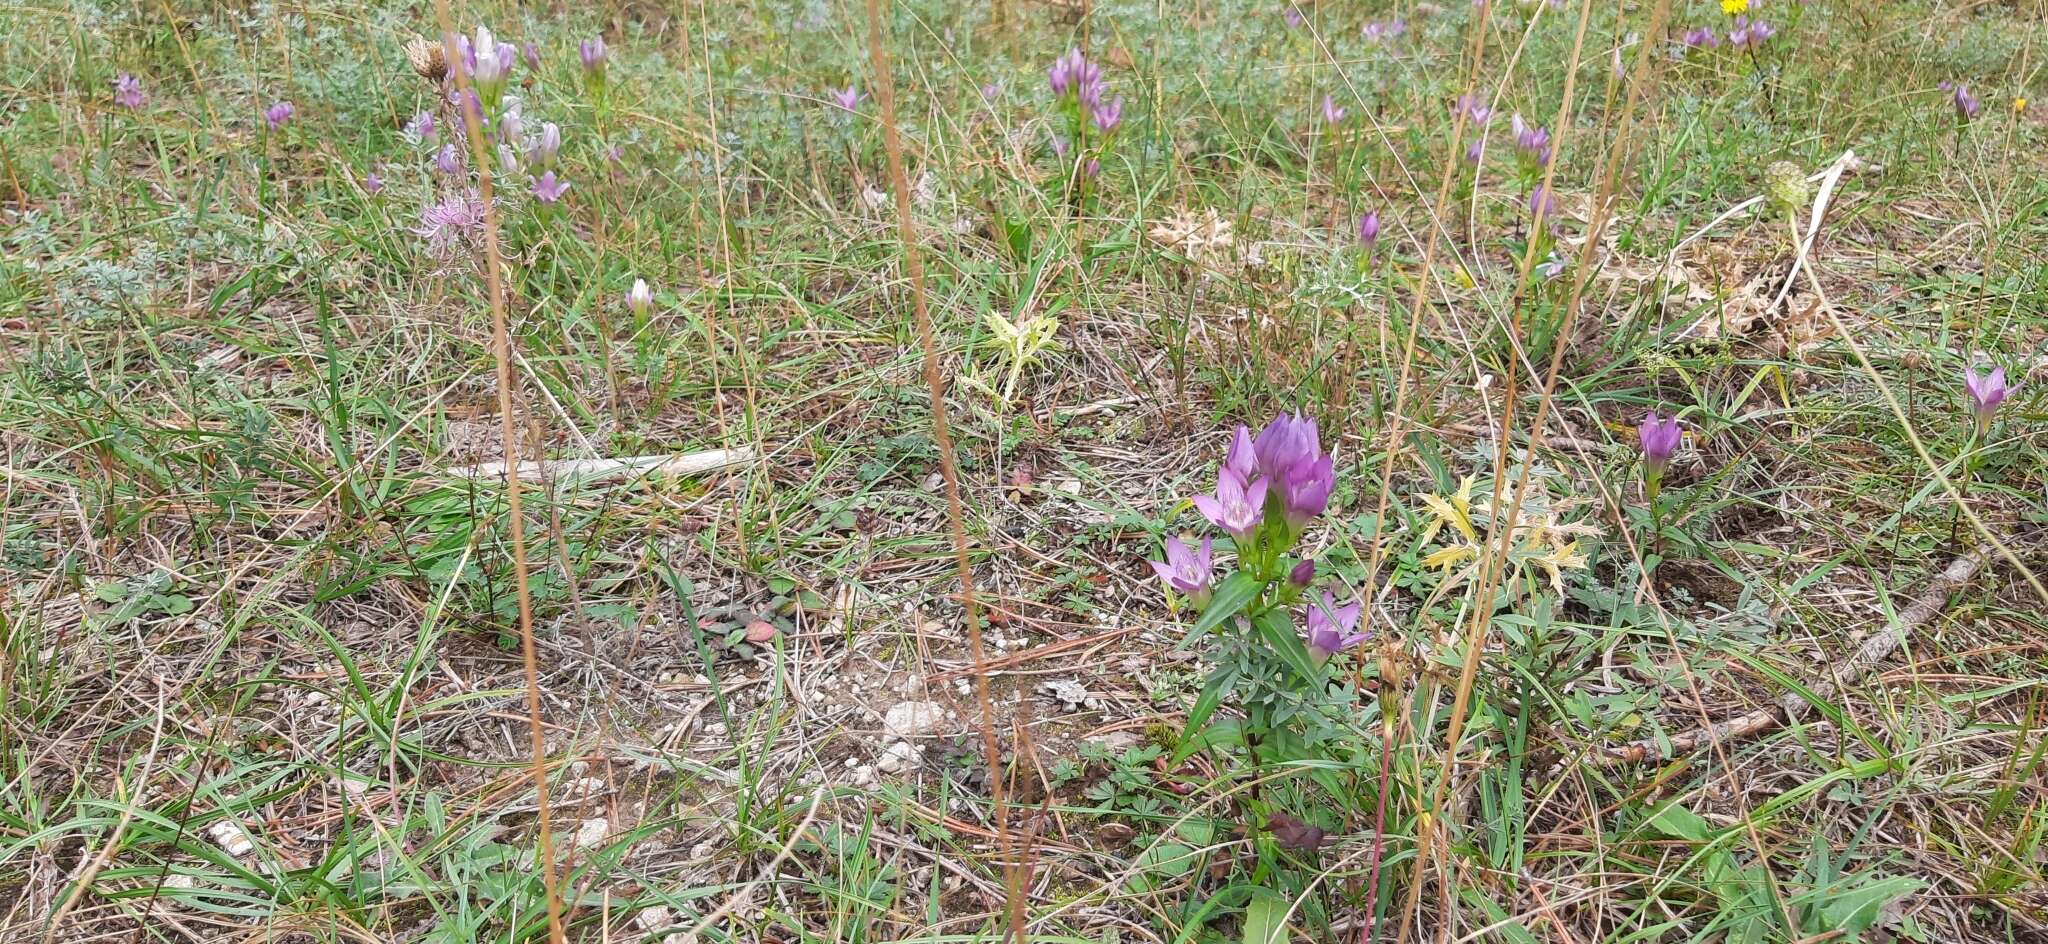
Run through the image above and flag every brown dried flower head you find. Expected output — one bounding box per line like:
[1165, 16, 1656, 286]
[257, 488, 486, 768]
[405, 37, 448, 82]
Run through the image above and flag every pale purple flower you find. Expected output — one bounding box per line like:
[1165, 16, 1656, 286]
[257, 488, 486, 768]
[1091, 95, 1125, 133]
[1358, 210, 1380, 249]
[981, 82, 1001, 102]
[435, 143, 463, 175]
[521, 42, 540, 71]
[1682, 26, 1720, 50]
[363, 170, 384, 194]
[1322, 94, 1346, 126]
[1465, 137, 1486, 164]
[113, 73, 147, 109]
[263, 100, 295, 131]
[414, 188, 489, 256]
[580, 37, 607, 75]
[1951, 83, 1981, 120]
[1638, 412, 1682, 471]
[448, 87, 483, 128]
[1535, 250, 1568, 280]
[1727, 16, 1773, 48]
[1283, 6, 1303, 28]
[831, 86, 862, 112]
[1149, 535, 1215, 600]
[1049, 48, 1103, 104]
[1223, 425, 1257, 482]
[629, 278, 654, 316]
[406, 110, 437, 142]
[1288, 558, 1316, 587]
[1528, 184, 1558, 222]
[1050, 134, 1071, 159]
[531, 121, 561, 167]
[1510, 112, 1551, 166]
[1963, 365, 2010, 434]
[465, 26, 513, 93]
[1302, 591, 1368, 660]
[1193, 467, 1269, 541]
[530, 170, 569, 203]
[1253, 412, 1335, 527]
[1361, 18, 1407, 43]
[1454, 94, 1494, 125]
[1084, 158, 1101, 178]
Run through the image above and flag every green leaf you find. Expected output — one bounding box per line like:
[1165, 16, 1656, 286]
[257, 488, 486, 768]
[1242, 887, 1292, 944]
[1126, 840, 1198, 895]
[1178, 571, 1264, 647]
[1644, 799, 1713, 842]
[1252, 609, 1323, 685]
[1812, 876, 1922, 939]
[1172, 667, 1238, 763]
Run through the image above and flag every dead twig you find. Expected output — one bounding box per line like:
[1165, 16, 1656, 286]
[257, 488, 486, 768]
[1588, 542, 1998, 767]
[443, 447, 758, 483]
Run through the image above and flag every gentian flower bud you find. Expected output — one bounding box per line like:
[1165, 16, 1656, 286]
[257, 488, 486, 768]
[1288, 559, 1315, 587]
[629, 278, 654, 317]
[1322, 94, 1346, 126]
[1358, 210, 1380, 250]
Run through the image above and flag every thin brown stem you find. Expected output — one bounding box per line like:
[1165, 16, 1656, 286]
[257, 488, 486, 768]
[427, 9, 566, 943]
[858, 3, 1021, 943]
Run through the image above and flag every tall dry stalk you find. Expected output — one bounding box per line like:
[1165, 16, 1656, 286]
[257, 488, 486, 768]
[426, 5, 567, 942]
[858, 1, 1024, 941]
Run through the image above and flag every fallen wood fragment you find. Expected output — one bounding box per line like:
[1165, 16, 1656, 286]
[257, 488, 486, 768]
[445, 447, 757, 483]
[1588, 543, 1996, 767]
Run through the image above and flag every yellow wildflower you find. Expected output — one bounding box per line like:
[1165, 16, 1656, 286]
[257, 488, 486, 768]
[1720, 0, 1748, 13]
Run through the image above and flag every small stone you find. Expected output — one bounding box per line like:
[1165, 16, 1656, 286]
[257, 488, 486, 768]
[209, 820, 255, 857]
[571, 817, 609, 848]
[883, 701, 948, 739]
[877, 741, 920, 774]
[636, 904, 675, 932]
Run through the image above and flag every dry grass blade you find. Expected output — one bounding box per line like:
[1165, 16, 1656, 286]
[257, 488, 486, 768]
[860, 1, 1021, 942]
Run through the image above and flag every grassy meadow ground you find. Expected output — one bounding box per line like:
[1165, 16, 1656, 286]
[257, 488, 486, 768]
[4, 0, 2048, 941]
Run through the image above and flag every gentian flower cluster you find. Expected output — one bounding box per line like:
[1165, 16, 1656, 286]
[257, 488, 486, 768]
[1047, 48, 1127, 183]
[1509, 112, 1551, 168]
[1150, 414, 1367, 663]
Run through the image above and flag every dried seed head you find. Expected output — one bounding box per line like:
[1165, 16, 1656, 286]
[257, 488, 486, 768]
[406, 37, 448, 82]
[1376, 640, 1410, 692]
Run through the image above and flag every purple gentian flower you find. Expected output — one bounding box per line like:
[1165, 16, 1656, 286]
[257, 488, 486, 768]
[1253, 412, 1324, 482]
[530, 170, 569, 203]
[406, 110, 437, 142]
[1302, 591, 1368, 661]
[1466, 137, 1486, 164]
[1223, 425, 1258, 482]
[1149, 535, 1215, 603]
[435, 143, 463, 175]
[581, 37, 607, 74]
[1963, 365, 2010, 435]
[1358, 210, 1381, 250]
[1084, 158, 1101, 178]
[1528, 184, 1558, 223]
[1682, 26, 1720, 50]
[1322, 94, 1346, 126]
[263, 100, 295, 131]
[1638, 412, 1682, 472]
[466, 26, 513, 94]
[1289, 558, 1316, 587]
[1951, 83, 1981, 120]
[1510, 113, 1551, 166]
[1535, 250, 1568, 281]
[831, 86, 863, 112]
[1454, 94, 1494, 125]
[363, 170, 384, 194]
[981, 82, 1001, 102]
[531, 121, 561, 168]
[1091, 95, 1125, 133]
[1275, 453, 1335, 527]
[1361, 18, 1406, 43]
[521, 42, 541, 71]
[1193, 467, 1269, 541]
[113, 73, 147, 109]
[1284, 6, 1303, 28]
